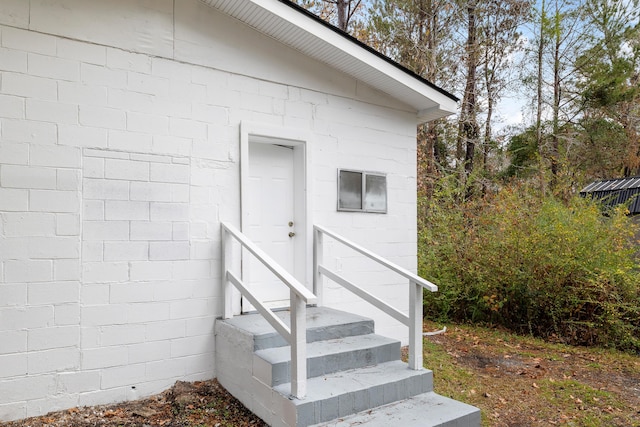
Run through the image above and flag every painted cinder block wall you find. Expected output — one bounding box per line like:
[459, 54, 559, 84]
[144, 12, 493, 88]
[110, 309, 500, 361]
[0, 0, 419, 421]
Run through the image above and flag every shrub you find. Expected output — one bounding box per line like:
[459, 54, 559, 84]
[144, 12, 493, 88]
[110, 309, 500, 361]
[419, 182, 640, 352]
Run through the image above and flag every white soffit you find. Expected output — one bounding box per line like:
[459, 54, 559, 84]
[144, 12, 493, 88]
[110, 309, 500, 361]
[198, 0, 458, 123]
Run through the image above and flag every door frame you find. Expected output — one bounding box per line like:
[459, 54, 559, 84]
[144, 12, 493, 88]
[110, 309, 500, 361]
[239, 121, 312, 313]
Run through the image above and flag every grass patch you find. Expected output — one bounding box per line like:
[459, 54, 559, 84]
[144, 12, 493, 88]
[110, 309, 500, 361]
[421, 322, 640, 426]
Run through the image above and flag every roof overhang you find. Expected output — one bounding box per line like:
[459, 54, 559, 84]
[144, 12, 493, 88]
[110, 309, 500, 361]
[198, 0, 458, 124]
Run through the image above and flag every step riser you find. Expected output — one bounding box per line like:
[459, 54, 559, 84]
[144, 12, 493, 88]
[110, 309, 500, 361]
[281, 370, 433, 426]
[254, 320, 374, 350]
[254, 341, 400, 387]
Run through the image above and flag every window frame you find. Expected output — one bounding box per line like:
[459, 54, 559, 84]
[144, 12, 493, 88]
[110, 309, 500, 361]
[336, 168, 388, 214]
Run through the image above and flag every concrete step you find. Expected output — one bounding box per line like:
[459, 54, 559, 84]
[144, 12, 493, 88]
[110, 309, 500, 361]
[215, 306, 479, 427]
[274, 360, 434, 426]
[254, 334, 400, 386]
[221, 306, 374, 350]
[310, 392, 481, 427]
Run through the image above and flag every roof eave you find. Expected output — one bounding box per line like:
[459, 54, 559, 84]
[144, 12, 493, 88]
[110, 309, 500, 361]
[418, 103, 458, 123]
[199, 0, 458, 124]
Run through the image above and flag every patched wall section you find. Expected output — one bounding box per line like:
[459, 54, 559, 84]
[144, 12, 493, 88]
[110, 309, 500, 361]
[79, 149, 217, 407]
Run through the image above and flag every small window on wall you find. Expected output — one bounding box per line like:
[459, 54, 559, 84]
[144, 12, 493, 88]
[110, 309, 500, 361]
[337, 169, 387, 213]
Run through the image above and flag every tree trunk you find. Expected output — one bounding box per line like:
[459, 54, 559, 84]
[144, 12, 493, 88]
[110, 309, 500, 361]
[536, 0, 546, 165]
[551, 6, 561, 181]
[418, 123, 438, 197]
[433, 123, 444, 166]
[483, 96, 493, 183]
[457, 0, 480, 182]
[337, 0, 347, 31]
[533, 0, 547, 192]
[483, 66, 493, 172]
[417, 0, 442, 194]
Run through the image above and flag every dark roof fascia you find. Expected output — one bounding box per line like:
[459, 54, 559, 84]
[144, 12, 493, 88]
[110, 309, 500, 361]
[277, 0, 459, 103]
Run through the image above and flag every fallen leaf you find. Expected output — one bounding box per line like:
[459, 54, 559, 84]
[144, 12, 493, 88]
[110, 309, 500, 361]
[532, 382, 540, 388]
[133, 407, 157, 418]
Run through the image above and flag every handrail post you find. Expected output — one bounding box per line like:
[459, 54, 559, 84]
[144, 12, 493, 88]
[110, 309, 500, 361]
[290, 290, 307, 398]
[408, 280, 423, 370]
[313, 227, 323, 306]
[222, 227, 233, 319]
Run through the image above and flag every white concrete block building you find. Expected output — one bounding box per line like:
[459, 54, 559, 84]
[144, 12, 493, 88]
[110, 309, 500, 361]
[0, 0, 463, 424]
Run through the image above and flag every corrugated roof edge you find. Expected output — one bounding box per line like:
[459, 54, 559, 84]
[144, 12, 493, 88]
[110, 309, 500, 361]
[581, 176, 640, 193]
[277, 0, 459, 103]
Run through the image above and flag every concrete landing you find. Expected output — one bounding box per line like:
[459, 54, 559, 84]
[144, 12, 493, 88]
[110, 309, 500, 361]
[311, 392, 481, 427]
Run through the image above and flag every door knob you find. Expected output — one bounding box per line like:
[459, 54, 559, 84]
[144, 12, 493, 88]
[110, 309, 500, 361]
[288, 232, 296, 238]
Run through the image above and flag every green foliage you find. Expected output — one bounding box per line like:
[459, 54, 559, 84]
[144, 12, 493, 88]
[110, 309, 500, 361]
[574, 118, 628, 178]
[503, 126, 539, 178]
[419, 182, 640, 352]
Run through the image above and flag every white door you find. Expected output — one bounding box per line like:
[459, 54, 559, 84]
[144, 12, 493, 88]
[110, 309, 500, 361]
[244, 142, 298, 310]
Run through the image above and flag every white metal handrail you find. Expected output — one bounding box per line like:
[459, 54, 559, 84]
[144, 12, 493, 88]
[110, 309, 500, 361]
[221, 222, 316, 399]
[313, 224, 437, 370]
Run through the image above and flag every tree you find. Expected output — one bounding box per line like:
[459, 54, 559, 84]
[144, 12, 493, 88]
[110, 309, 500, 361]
[534, 0, 548, 176]
[292, 0, 364, 32]
[369, 0, 531, 195]
[576, 0, 640, 177]
[479, 0, 530, 172]
[456, 0, 481, 182]
[504, 126, 539, 178]
[456, 0, 530, 186]
[367, 0, 459, 194]
[517, 0, 593, 188]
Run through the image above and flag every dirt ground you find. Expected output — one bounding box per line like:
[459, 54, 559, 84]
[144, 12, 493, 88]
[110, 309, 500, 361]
[2, 324, 639, 427]
[0, 380, 267, 427]
[422, 324, 640, 426]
